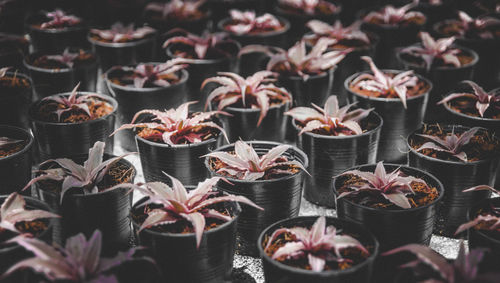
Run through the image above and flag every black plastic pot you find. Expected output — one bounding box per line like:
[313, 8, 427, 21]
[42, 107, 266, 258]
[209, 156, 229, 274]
[34, 155, 136, 255]
[218, 102, 290, 143]
[333, 163, 444, 252]
[136, 134, 221, 186]
[278, 68, 334, 107]
[415, 1, 456, 29]
[132, 195, 241, 283]
[0, 33, 29, 70]
[104, 67, 188, 152]
[396, 45, 478, 123]
[25, 12, 88, 53]
[88, 32, 157, 72]
[407, 125, 500, 237]
[294, 111, 383, 208]
[0, 126, 33, 195]
[258, 216, 379, 283]
[0, 72, 33, 129]
[29, 92, 117, 160]
[144, 10, 211, 35]
[205, 141, 309, 256]
[345, 70, 431, 164]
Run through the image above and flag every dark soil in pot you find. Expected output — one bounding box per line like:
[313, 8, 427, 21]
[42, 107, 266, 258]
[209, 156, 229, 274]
[407, 124, 500, 237]
[258, 216, 379, 283]
[104, 67, 188, 152]
[0, 72, 33, 129]
[345, 70, 432, 164]
[205, 141, 309, 256]
[131, 195, 241, 283]
[0, 125, 33, 195]
[294, 111, 383, 208]
[29, 92, 117, 160]
[34, 154, 136, 255]
[0, 33, 29, 69]
[396, 45, 478, 123]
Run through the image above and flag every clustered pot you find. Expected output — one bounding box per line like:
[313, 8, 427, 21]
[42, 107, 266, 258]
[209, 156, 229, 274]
[294, 111, 383, 207]
[258, 216, 379, 283]
[206, 141, 308, 256]
[0, 126, 33, 195]
[0, 71, 33, 129]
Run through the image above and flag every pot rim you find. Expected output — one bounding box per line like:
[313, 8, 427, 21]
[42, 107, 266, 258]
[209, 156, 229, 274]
[278, 65, 335, 81]
[257, 215, 379, 277]
[433, 19, 500, 43]
[303, 31, 380, 53]
[0, 125, 34, 162]
[217, 15, 291, 39]
[165, 40, 241, 65]
[441, 89, 500, 122]
[332, 162, 445, 214]
[135, 133, 218, 149]
[468, 197, 500, 245]
[23, 50, 97, 73]
[204, 140, 309, 184]
[223, 100, 290, 113]
[396, 44, 479, 71]
[26, 12, 87, 34]
[1, 71, 33, 89]
[87, 31, 157, 48]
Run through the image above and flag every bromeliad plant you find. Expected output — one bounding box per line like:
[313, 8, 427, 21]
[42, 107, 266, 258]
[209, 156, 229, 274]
[285, 95, 373, 136]
[135, 174, 262, 248]
[350, 56, 418, 108]
[0, 67, 9, 78]
[363, 1, 424, 26]
[414, 127, 480, 162]
[202, 71, 292, 125]
[112, 101, 228, 145]
[456, 11, 500, 39]
[0, 192, 59, 235]
[124, 58, 189, 88]
[278, 0, 338, 15]
[438, 81, 500, 118]
[43, 48, 86, 68]
[455, 185, 500, 235]
[22, 141, 135, 203]
[39, 10, 81, 29]
[3, 230, 154, 282]
[239, 38, 351, 80]
[263, 216, 370, 272]
[144, 0, 205, 20]
[338, 161, 429, 209]
[204, 140, 307, 181]
[225, 10, 283, 35]
[90, 23, 156, 43]
[401, 32, 461, 71]
[305, 20, 371, 45]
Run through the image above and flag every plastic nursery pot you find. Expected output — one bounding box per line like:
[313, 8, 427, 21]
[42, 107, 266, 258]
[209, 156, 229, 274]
[415, 0, 456, 29]
[396, 45, 478, 123]
[294, 111, 383, 208]
[407, 125, 500, 237]
[166, 42, 240, 112]
[0, 33, 30, 70]
[34, 155, 136, 255]
[0, 126, 33, 195]
[25, 12, 89, 53]
[0, 71, 33, 129]
[29, 92, 117, 160]
[204, 0, 263, 23]
[205, 141, 309, 256]
[136, 134, 221, 186]
[333, 163, 444, 252]
[345, 70, 432, 164]
[258, 216, 379, 283]
[132, 195, 241, 283]
[278, 68, 334, 107]
[88, 31, 157, 72]
[217, 101, 290, 143]
[104, 67, 188, 152]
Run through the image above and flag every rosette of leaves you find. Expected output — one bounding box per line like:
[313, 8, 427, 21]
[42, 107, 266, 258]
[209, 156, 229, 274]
[455, 185, 500, 235]
[3, 230, 154, 282]
[225, 10, 283, 35]
[204, 140, 308, 181]
[202, 71, 292, 125]
[40, 10, 81, 29]
[455, 11, 500, 39]
[350, 56, 418, 108]
[118, 58, 189, 88]
[144, 0, 205, 20]
[41, 48, 87, 68]
[363, 1, 424, 26]
[263, 216, 370, 272]
[278, 0, 338, 16]
[438, 81, 500, 118]
[112, 101, 229, 145]
[239, 38, 351, 80]
[305, 20, 370, 46]
[135, 174, 262, 248]
[90, 23, 156, 43]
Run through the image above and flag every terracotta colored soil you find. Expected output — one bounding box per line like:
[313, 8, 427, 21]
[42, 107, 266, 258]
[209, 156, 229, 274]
[0, 219, 48, 244]
[365, 14, 425, 26]
[37, 96, 113, 123]
[0, 76, 30, 90]
[295, 116, 378, 136]
[0, 141, 25, 158]
[448, 96, 500, 120]
[108, 68, 181, 88]
[349, 73, 430, 99]
[90, 33, 153, 44]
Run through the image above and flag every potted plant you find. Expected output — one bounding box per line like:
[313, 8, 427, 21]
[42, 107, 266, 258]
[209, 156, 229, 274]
[25, 10, 88, 53]
[29, 84, 117, 160]
[163, 29, 240, 111]
[203, 71, 292, 142]
[407, 124, 500, 236]
[345, 56, 432, 163]
[333, 161, 443, 252]
[433, 11, 500, 88]
[275, 0, 341, 44]
[3, 230, 159, 283]
[89, 23, 157, 72]
[0, 33, 29, 69]
[112, 101, 228, 185]
[103, 58, 189, 151]
[205, 0, 263, 24]
[24, 48, 98, 98]
[0, 68, 33, 129]
[0, 125, 33, 195]
[397, 32, 478, 122]
[361, 0, 426, 68]
[286, 95, 382, 207]
[23, 141, 136, 254]
[131, 174, 262, 283]
[0, 192, 59, 281]
[204, 140, 309, 256]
